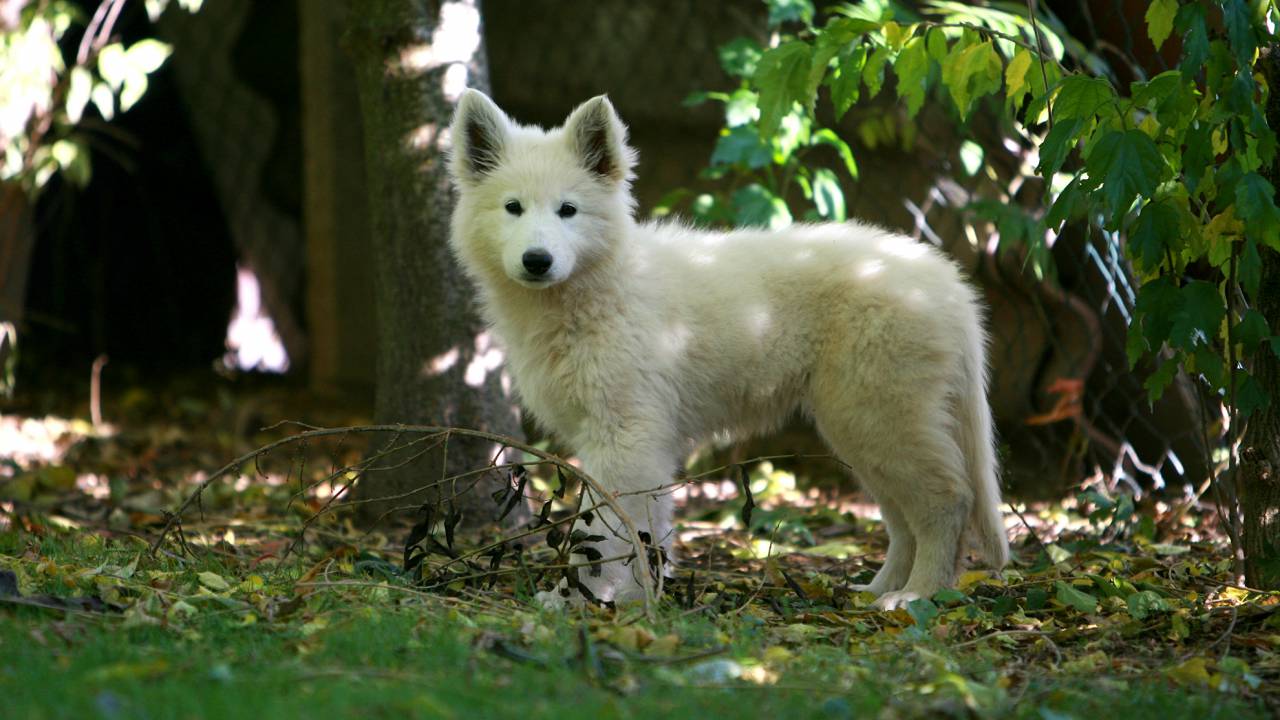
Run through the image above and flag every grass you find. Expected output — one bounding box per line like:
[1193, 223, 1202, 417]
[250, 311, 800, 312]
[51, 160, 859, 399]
[0, 525, 1270, 720]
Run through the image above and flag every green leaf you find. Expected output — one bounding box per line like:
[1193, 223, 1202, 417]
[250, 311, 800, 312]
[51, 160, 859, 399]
[1236, 309, 1270, 354]
[1084, 130, 1165, 226]
[1240, 238, 1262, 297]
[711, 126, 773, 169]
[767, 0, 814, 28]
[821, 17, 882, 44]
[1126, 590, 1170, 621]
[829, 46, 866, 119]
[1135, 276, 1180, 352]
[811, 128, 858, 179]
[906, 597, 939, 627]
[1236, 369, 1270, 417]
[1131, 71, 1194, 127]
[1145, 357, 1179, 403]
[97, 42, 128, 91]
[724, 89, 759, 127]
[1047, 176, 1085, 229]
[753, 41, 812, 139]
[1129, 200, 1180, 272]
[198, 571, 231, 592]
[66, 67, 92, 124]
[1193, 346, 1225, 388]
[1037, 117, 1083, 178]
[719, 37, 764, 78]
[941, 40, 1001, 120]
[1177, 3, 1209, 76]
[1170, 280, 1225, 349]
[1053, 75, 1115, 121]
[124, 39, 172, 74]
[1222, 0, 1256, 66]
[1145, 0, 1177, 51]
[1054, 581, 1098, 613]
[1235, 173, 1280, 250]
[894, 36, 929, 118]
[811, 168, 845, 221]
[732, 184, 791, 229]
[862, 46, 891, 100]
[1183, 121, 1213, 194]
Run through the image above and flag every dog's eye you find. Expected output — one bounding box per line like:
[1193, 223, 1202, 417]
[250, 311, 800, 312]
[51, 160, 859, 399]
[504, 200, 523, 216]
[557, 202, 577, 219]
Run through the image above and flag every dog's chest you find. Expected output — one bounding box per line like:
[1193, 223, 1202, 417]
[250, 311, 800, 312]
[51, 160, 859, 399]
[503, 321, 632, 441]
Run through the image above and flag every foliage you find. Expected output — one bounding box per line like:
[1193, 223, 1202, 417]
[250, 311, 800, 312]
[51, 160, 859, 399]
[675, 0, 1280, 576]
[1, 391, 1278, 716]
[0, 0, 200, 196]
[687, 0, 1280, 417]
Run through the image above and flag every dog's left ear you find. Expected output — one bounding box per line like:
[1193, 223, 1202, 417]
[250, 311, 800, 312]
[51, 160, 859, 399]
[563, 95, 635, 183]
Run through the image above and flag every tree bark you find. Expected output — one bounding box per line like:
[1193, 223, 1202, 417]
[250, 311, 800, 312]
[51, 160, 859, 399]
[0, 183, 35, 395]
[1242, 50, 1280, 589]
[344, 0, 522, 526]
[299, 0, 377, 392]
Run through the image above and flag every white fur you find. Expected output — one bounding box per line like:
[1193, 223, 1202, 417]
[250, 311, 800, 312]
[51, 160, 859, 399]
[447, 90, 1009, 610]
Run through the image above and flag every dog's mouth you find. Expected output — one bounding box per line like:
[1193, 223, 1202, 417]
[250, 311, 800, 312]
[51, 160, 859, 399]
[516, 274, 557, 288]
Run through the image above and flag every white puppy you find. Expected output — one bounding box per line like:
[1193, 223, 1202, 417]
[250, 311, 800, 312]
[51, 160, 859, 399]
[447, 90, 1008, 609]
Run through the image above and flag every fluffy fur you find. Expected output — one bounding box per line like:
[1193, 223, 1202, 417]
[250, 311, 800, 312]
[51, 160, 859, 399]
[447, 90, 1009, 609]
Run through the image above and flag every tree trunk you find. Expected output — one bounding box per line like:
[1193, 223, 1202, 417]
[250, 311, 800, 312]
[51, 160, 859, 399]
[344, 0, 522, 527]
[1242, 50, 1280, 589]
[299, 0, 377, 392]
[0, 183, 35, 396]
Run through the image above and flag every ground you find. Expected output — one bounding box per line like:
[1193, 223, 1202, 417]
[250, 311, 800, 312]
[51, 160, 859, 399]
[0, 376, 1276, 719]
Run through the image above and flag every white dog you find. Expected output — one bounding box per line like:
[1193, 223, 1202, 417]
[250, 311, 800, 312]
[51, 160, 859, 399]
[446, 89, 1008, 609]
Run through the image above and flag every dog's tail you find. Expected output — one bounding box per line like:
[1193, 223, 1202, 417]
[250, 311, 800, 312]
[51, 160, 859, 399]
[958, 313, 1009, 569]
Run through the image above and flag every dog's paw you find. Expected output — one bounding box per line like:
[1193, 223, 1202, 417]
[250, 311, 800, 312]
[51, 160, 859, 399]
[872, 590, 923, 611]
[850, 581, 888, 596]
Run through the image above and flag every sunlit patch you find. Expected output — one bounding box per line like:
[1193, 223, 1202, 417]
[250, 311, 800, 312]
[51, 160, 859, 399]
[746, 306, 772, 337]
[464, 331, 504, 388]
[659, 323, 692, 360]
[442, 64, 469, 102]
[76, 473, 110, 500]
[397, 1, 482, 73]
[424, 346, 460, 377]
[856, 258, 885, 278]
[877, 238, 928, 260]
[0, 414, 104, 473]
[406, 122, 439, 151]
[223, 265, 289, 373]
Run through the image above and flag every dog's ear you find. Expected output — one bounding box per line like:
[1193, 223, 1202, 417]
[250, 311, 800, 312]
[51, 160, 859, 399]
[563, 95, 635, 183]
[450, 89, 510, 183]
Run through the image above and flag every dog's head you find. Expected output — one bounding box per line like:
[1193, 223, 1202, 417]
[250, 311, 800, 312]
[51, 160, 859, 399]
[448, 90, 636, 289]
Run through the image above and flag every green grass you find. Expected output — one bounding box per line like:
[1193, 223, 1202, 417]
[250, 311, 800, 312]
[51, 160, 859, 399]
[0, 528, 1269, 720]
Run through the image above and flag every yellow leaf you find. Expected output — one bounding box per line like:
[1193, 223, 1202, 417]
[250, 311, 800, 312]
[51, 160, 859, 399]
[1165, 657, 1212, 686]
[883, 21, 905, 50]
[1005, 48, 1033, 103]
[1212, 127, 1229, 155]
[763, 646, 793, 664]
[957, 570, 989, 590]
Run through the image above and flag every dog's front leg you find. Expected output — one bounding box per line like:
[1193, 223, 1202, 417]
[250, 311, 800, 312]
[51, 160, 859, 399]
[540, 440, 676, 607]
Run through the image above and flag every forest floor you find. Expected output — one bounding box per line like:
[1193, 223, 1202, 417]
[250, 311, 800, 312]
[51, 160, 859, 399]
[1, 376, 1277, 719]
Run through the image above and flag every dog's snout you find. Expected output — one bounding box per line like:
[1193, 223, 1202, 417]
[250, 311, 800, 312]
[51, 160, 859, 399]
[522, 249, 554, 276]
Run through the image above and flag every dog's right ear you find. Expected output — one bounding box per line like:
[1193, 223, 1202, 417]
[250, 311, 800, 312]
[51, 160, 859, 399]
[450, 89, 510, 184]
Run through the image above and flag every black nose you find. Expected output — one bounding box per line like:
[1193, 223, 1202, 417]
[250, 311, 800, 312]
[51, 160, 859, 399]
[522, 249, 553, 276]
